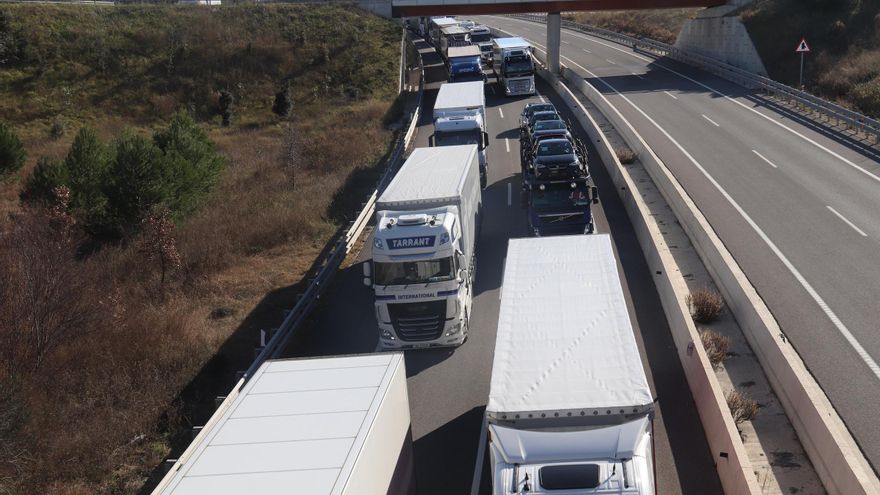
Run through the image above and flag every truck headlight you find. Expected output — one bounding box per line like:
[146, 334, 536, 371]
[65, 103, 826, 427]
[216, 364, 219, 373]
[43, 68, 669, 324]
[446, 323, 461, 336]
[381, 329, 395, 340]
[439, 232, 450, 245]
[374, 238, 384, 249]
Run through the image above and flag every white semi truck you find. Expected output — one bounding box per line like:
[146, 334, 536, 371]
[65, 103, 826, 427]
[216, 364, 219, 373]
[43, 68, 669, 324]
[364, 145, 482, 349]
[432, 81, 489, 188]
[153, 353, 415, 495]
[486, 235, 656, 495]
[491, 37, 535, 96]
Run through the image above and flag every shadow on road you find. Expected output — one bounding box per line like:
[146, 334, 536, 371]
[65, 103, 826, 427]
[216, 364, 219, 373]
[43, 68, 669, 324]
[414, 406, 484, 495]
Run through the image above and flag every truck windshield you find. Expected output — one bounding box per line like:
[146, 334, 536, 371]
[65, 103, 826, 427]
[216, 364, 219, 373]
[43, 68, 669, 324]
[504, 54, 533, 75]
[436, 129, 481, 146]
[532, 187, 589, 210]
[374, 257, 456, 285]
[537, 141, 573, 156]
[450, 56, 481, 71]
[470, 33, 491, 43]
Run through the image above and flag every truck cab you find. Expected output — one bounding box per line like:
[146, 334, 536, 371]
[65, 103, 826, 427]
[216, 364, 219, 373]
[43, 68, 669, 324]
[469, 25, 494, 64]
[369, 210, 470, 347]
[433, 82, 490, 188]
[522, 135, 596, 236]
[492, 37, 535, 96]
[365, 146, 481, 350]
[447, 45, 485, 83]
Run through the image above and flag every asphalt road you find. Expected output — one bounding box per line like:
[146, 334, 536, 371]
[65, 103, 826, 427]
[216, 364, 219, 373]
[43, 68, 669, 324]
[282, 37, 722, 494]
[476, 14, 880, 476]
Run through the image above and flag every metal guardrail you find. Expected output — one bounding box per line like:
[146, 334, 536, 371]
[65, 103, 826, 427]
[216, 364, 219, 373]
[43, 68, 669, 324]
[508, 13, 880, 142]
[151, 28, 424, 495]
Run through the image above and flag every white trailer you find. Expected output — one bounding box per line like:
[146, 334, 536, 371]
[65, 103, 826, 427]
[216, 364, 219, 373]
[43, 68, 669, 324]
[364, 145, 482, 349]
[428, 17, 458, 48]
[153, 353, 415, 495]
[486, 235, 655, 495]
[491, 37, 535, 96]
[433, 81, 489, 188]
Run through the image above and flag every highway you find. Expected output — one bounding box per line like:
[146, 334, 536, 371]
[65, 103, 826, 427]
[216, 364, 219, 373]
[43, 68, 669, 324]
[474, 14, 880, 475]
[282, 37, 722, 494]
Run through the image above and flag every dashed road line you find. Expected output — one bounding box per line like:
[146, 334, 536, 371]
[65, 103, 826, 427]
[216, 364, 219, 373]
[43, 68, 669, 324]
[663, 91, 678, 100]
[702, 114, 720, 127]
[827, 206, 868, 237]
[752, 149, 778, 169]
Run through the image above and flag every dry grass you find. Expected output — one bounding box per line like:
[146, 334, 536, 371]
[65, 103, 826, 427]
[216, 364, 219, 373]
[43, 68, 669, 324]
[727, 390, 760, 425]
[615, 147, 636, 164]
[686, 288, 725, 324]
[564, 9, 700, 44]
[0, 5, 401, 494]
[699, 328, 731, 368]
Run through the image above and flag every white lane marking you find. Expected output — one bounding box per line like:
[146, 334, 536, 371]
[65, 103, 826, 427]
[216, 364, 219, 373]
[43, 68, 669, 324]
[702, 114, 720, 127]
[631, 72, 644, 80]
[752, 149, 778, 169]
[507, 183, 512, 206]
[553, 20, 880, 183]
[505, 138, 510, 152]
[469, 414, 489, 495]
[538, 93, 546, 103]
[490, 85, 496, 95]
[582, 48, 592, 53]
[562, 40, 570, 45]
[827, 206, 868, 237]
[663, 91, 678, 100]
[495, 14, 880, 183]
[498, 107, 504, 118]
[605, 58, 616, 65]
[570, 57, 880, 381]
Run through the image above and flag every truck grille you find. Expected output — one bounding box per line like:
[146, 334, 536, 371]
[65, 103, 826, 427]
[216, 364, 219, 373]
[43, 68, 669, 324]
[509, 78, 532, 94]
[388, 300, 447, 342]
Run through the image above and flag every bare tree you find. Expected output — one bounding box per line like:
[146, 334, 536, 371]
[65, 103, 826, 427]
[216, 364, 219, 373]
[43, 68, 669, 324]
[138, 208, 182, 288]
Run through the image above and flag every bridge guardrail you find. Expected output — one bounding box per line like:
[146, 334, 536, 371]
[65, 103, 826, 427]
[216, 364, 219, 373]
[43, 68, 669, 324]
[151, 28, 424, 494]
[507, 13, 880, 142]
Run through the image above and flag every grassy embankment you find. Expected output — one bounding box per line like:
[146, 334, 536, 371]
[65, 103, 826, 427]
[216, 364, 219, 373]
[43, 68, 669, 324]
[0, 4, 400, 494]
[565, 1, 880, 118]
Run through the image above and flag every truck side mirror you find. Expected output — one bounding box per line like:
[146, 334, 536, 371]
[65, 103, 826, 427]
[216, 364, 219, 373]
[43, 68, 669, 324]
[592, 186, 599, 204]
[458, 268, 469, 284]
[481, 131, 489, 150]
[428, 134, 435, 147]
[363, 263, 372, 286]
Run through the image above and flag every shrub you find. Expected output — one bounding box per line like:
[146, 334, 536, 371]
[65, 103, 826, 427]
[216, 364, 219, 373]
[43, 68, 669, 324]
[273, 84, 293, 118]
[0, 121, 25, 179]
[65, 127, 113, 229]
[699, 328, 731, 367]
[49, 117, 65, 139]
[616, 147, 636, 164]
[726, 390, 759, 425]
[218, 90, 234, 127]
[686, 288, 725, 323]
[21, 157, 68, 203]
[152, 112, 224, 217]
[852, 77, 880, 118]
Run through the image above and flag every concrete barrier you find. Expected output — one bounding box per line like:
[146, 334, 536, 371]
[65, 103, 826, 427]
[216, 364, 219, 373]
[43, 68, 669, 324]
[549, 67, 880, 495]
[536, 67, 762, 495]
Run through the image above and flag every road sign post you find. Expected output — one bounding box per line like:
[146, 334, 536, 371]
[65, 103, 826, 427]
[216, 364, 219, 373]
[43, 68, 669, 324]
[796, 37, 811, 89]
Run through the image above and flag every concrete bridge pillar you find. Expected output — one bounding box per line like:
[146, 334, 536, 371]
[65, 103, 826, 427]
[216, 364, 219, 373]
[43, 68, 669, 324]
[546, 12, 561, 74]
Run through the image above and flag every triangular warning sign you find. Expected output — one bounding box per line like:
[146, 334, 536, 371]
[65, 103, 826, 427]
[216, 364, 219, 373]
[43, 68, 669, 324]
[796, 38, 811, 53]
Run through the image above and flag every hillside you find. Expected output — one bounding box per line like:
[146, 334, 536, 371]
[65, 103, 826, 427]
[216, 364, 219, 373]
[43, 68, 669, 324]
[742, 0, 880, 117]
[0, 4, 401, 494]
[565, 1, 880, 118]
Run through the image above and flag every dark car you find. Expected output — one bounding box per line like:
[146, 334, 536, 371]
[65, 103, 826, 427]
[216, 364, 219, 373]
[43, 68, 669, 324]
[519, 102, 556, 130]
[529, 120, 571, 146]
[525, 137, 588, 182]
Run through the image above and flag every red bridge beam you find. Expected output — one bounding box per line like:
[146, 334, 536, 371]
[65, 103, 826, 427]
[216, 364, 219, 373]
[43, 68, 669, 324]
[393, 0, 723, 17]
